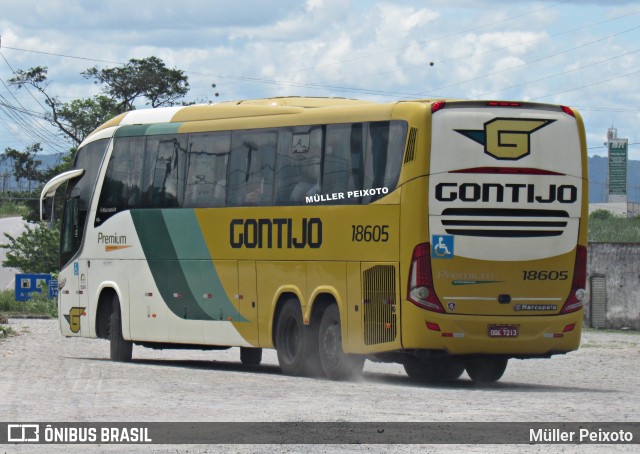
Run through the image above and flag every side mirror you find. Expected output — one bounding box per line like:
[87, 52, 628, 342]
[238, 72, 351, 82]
[41, 195, 55, 227]
[39, 169, 85, 224]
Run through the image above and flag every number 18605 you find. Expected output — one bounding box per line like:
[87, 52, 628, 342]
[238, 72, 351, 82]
[522, 270, 568, 281]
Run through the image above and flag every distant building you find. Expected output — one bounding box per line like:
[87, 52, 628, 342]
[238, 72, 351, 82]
[606, 127, 629, 204]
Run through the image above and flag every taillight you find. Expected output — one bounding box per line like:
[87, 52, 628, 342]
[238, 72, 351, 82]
[407, 243, 445, 312]
[561, 105, 575, 117]
[487, 101, 521, 107]
[560, 245, 587, 314]
[431, 101, 446, 113]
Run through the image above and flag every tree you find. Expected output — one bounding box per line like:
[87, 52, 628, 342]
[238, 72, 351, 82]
[82, 56, 189, 111]
[3, 57, 191, 274]
[0, 143, 47, 191]
[1, 223, 60, 274]
[9, 57, 190, 146]
[55, 95, 122, 145]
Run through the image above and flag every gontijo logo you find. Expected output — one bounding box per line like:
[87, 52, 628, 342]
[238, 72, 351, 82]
[64, 307, 86, 334]
[456, 118, 555, 160]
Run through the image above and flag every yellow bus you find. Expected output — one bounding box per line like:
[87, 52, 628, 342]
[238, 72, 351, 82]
[41, 97, 588, 383]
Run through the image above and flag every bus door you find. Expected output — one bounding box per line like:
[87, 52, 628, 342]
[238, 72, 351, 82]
[59, 192, 91, 337]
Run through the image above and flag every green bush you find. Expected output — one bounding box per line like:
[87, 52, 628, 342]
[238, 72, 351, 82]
[589, 209, 614, 220]
[0, 199, 30, 218]
[1, 222, 60, 274]
[0, 288, 57, 318]
[588, 214, 640, 242]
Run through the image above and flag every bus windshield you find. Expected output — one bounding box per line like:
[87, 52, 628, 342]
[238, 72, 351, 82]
[60, 138, 110, 266]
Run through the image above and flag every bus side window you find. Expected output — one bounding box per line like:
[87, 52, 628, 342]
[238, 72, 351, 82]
[383, 121, 406, 189]
[275, 126, 322, 205]
[323, 123, 363, 203]
[142, 134, 187, 208]
[97, 136, 146, 212]
[363, 121, 406, 203]
[228, 129, 276, 207]
[184, 132, 231, 208]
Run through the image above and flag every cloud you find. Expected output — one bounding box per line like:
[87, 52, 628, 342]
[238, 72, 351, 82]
[0, 0, 638, 155]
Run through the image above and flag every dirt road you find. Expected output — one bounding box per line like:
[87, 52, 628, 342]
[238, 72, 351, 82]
[1, 318, 638, 453]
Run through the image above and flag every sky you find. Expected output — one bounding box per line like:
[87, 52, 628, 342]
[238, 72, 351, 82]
[0, 0, 638, 159]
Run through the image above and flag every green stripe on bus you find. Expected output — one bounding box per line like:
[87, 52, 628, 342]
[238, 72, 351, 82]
[131, 209, 209, 320]
[115, 123, 182, 138]
[162, 210, 246, 322]
[131, 209, 246, 322]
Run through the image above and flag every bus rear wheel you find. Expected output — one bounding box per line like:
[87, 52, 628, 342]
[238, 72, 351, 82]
[240, 347, 262, 366]
[318, 305, 365, 380]
[464, 356, 508, 383]
[109, 294, 132, 362]
[403, 357, 465, 382]
[275, 299, 321, 377]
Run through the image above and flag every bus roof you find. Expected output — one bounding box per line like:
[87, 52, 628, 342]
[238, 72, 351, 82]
[85, 97, 574, 144]
[224, 96, 374, 107]
[87, 97, 389, 140]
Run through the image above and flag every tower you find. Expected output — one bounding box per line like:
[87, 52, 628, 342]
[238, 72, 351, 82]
[607, 127, 628, 204]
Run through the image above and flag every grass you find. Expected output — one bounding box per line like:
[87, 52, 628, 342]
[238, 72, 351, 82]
[0, 289, 57, 319]
[0, 199, 30, 218]
[588, 210, 640, 243]
[0, 324, 14, 338]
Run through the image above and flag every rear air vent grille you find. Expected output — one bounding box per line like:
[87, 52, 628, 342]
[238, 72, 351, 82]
[403, 127, 418, 163]
[363, 265, 397, 345]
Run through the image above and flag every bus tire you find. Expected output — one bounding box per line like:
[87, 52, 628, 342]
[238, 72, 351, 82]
[109, 294, 132, 362]
[275, 299, 319, 376]
[240, 347, 262, 366]
[465, 356, 508, 383]
[403, 357, 465, 382]
[318, 304, 365, 380]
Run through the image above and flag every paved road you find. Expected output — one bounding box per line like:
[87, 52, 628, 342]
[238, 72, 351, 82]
[0, 216, 29, 289]
[0, 319, 638, 453]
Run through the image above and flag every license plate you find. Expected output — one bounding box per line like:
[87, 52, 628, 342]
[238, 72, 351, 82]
[488, 325, 519, 337]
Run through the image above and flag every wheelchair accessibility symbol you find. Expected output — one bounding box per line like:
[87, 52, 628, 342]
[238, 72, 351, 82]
[432, 235, 454, 259]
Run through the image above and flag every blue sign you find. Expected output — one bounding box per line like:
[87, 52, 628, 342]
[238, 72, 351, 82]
[15, 274, 57, 301]
[432, 235, 454, 259]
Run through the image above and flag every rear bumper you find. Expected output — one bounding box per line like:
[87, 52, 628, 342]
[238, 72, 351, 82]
[402, 310, 583, 356]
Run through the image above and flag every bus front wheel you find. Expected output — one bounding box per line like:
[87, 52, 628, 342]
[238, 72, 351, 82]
[109, 294, 132, 362]
[318, 305, 365, 380]
[464, 356, 508, 383]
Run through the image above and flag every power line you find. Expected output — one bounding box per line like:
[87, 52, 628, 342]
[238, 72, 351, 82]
[531, 69, 640, 101]
[588, 142, 640, 150]
[0, 49, 76, 153]
[0, 4, 637, 111]
[0, 1, 578, 102]
[286, 0, 573, 75]
[475, 48, 640, 98]
[305, 7, 640, 88]
[411, 23, 640, 97]
[0, 51, 49, 113]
